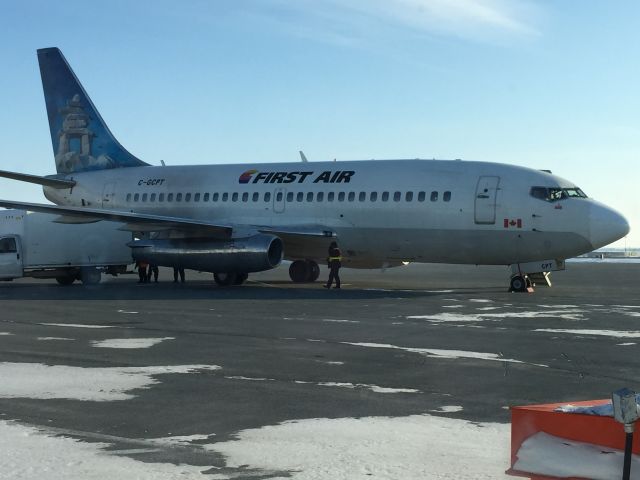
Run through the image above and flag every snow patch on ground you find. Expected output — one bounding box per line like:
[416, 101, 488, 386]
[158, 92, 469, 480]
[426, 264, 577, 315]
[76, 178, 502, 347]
[225, 376, 274, 382]
[40, 323, 114, 329]
[430, 405, 463, 413]
[91, 337, 175, 349]
[207, 414, 511, 479]
[317, 382, 419, 394]
[0, 363, 221, 401]
[0, 420, 207, 479]
[117, 310, 139, 314]
[37, 337, 73, 341]
[408, 309, 585, 323]
[0, 332, 13, 335]
[342, 342, 547, 367]
[617, 342, 636, 346]
[513, 431, 640, 480]
[322, 318, 360, 324]
[469, 299, 493, 303]
[441, 305, 464, 309]
[535, 329, 640, 338]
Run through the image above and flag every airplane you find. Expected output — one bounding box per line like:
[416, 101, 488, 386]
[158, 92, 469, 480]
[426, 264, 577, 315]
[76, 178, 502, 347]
[0, 48, 630, 291]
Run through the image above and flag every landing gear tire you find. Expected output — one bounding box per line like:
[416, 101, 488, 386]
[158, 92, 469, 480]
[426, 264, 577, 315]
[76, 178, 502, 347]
[79, 267, 101, 285]
[510, 275, 530, 293]
[289, 260, 320, 283]
[56, 275, 76, 286]
[289, 260, 310, 283]
[233, 273, 249, 285]
[214, 272, 237, 286]
[307, 260, 320, 282]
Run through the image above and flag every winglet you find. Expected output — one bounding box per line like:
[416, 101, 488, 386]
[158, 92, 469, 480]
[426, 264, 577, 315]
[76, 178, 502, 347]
[299, 151, 308, 163]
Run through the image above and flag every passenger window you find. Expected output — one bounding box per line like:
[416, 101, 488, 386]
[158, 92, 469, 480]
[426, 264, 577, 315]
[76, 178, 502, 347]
[393, 191, 401, 202]
[0, 237, 17, 253]
[317, 192, 324, 202]
[359, 192, 366, 202]
[382, 192, 389, 202]
[252, 192, 259, 202]
[203, 193, 210, 201]
[297, 192, 304, 202]
[276, 192, 282, 202]
[405, 192, 413, 202]
[418, 191, 426, 202]
[213, 193, 219, 202]
[222, 193, 228, 202]
[194, 193, 200, 202]
[338, 192, 345, 201]
[232, 193, 238, 202]
[287, 192, 293, 202]
[370, 192, 377, 202]
[150, 193, 156, 202]
[242, 192, 248, 202]
[134, 193, 140, 202]
[167, 193, 173, 202]
[328, 192, 335, 202]
[443, 191, 451, 202]
[348, 192, 355, 202]
[265, 192, 271, 202]
[159, 193, 165, 202]
[307, 192, 313, 202]
[176, 193, 182, 202]
[126, 193, 132, 202]
[185, 193, 191, 202]
[431, 191, 438, 201]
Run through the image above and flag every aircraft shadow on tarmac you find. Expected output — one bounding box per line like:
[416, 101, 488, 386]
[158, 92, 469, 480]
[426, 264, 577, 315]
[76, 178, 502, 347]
[0, 280, 506, 301]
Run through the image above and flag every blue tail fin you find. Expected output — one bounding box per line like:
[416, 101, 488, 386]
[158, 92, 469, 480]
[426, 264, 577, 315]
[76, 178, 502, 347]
[37, 48, 149, 174]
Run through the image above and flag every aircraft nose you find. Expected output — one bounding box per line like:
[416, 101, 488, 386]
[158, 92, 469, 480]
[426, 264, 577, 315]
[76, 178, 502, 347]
[589, 202, 630, 249]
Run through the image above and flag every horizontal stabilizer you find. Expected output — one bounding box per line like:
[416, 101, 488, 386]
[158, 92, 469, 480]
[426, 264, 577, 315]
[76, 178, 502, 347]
[0, 169, 75, 189]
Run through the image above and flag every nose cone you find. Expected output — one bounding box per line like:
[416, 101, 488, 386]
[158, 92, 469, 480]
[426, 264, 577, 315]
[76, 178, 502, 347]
[589, 202, 630, 249]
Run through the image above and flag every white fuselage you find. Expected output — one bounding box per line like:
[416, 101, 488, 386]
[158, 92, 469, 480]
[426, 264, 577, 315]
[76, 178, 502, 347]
[44, 159, 627, 268]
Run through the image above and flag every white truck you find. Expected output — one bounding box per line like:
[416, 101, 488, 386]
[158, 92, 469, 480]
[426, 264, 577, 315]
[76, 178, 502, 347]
[0, 209, 133, 285]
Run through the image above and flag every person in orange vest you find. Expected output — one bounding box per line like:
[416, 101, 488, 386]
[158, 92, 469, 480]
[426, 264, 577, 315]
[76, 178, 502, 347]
[323, 241, 342, 289]
[136, 260, 148, 283]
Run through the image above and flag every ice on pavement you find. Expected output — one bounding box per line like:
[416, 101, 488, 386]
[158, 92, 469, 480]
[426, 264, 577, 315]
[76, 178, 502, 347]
[0, 363, 221, 401]
[91, 337, 174, 349]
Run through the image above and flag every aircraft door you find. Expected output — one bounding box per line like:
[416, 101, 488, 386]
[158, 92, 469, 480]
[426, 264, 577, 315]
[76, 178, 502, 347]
[273, 188, 286, 213]
[0, 235, 23, 279]
[102, 182, 116, 208]
[474, 176, 500, 224]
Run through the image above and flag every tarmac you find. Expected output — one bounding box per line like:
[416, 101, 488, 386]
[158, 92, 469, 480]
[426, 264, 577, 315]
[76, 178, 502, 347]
[1, 261, 639, 474]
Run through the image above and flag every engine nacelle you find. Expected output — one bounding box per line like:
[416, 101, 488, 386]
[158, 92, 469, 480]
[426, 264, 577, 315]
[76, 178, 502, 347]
[129, 234, 283, 273]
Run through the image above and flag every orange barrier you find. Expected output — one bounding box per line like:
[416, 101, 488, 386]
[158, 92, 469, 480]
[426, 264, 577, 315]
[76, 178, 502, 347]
[508, 399, 640, 479]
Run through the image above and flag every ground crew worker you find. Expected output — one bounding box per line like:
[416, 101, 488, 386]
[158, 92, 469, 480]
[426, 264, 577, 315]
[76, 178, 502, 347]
[324, 241, 342, 289]
[173, 266, 185, 283]
[147, 263, 159, 283]
[136, 260, 148, 283]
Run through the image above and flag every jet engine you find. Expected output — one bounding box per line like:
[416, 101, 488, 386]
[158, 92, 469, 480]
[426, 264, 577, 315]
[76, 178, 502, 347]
[129, 234, 283, 273]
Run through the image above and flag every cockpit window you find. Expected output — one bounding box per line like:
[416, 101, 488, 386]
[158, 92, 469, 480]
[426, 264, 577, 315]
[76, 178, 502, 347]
[530, 186, 588, 202]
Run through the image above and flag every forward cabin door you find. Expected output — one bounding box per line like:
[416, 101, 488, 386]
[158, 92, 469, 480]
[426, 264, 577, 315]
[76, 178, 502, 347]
[474, 176, 500, 224]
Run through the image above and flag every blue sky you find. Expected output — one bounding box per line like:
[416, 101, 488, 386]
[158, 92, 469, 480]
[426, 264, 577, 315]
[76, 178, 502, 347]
[0, 0, 637, 247]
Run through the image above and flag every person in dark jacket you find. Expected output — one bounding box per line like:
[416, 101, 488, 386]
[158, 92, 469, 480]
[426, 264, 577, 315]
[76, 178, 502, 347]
[136, 260, 148, 283]
[173, 266, 185, 283]
[324, 241, 342, 289]
[147, 263, 159, 283]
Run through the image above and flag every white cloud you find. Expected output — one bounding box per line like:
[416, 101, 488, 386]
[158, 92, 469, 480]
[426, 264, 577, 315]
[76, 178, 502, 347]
[259, 0, 541, 45]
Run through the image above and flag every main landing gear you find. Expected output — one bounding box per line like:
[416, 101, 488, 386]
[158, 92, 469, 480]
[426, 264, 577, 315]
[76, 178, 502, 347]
[509, 274, 533, 293]
[289, 260, 320, 283]
[213, 272, 249, 286]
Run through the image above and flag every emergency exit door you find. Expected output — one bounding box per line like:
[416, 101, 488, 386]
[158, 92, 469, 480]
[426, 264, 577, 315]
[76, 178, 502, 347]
[474, 176, 500, 224]
[273, 188, 286, 214]
[0, 235, 23, 279]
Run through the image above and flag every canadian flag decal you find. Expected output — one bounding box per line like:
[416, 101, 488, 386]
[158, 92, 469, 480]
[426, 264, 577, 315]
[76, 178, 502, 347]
[503, 218, 522, 228]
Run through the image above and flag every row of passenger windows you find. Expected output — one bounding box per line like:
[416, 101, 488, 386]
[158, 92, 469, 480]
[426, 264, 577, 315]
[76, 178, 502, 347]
[125, 190, 453, 204]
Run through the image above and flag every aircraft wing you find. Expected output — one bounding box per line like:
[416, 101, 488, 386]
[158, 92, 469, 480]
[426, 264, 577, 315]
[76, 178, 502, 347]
[0, 199, 233, 238]
[0, 199, 336, 241]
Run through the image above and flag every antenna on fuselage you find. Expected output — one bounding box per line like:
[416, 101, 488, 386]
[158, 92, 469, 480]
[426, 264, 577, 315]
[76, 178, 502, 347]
[160, 160, 166, 166]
